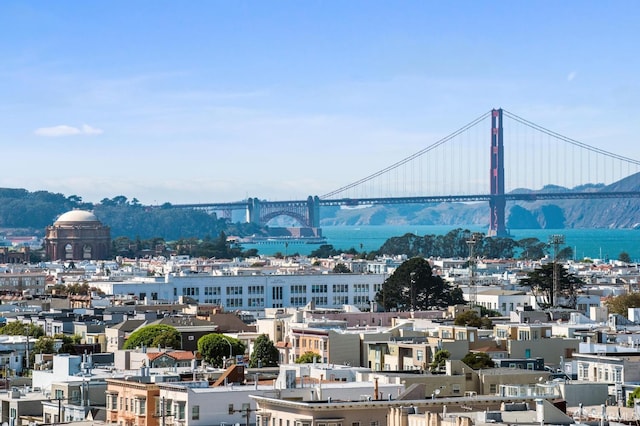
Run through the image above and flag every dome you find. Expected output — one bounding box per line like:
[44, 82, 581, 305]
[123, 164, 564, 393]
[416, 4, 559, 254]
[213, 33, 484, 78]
[55, 210, 100, 224]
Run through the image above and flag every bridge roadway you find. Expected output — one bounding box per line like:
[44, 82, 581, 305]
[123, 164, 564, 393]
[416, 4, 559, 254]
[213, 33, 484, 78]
[170, 190, 640, 208]
[167, 190, 640, 230]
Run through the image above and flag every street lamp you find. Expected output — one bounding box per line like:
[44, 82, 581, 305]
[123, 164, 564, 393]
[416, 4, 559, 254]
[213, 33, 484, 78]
[221, 336, 233, 367]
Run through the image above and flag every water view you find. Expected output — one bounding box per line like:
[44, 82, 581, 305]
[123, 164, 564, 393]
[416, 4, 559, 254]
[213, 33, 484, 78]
[241, 225, 640, 261]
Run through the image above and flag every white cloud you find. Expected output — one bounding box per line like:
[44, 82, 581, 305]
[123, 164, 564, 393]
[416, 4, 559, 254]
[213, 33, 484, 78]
[34, 124, 103, 137]
[567, 71, 577, 82]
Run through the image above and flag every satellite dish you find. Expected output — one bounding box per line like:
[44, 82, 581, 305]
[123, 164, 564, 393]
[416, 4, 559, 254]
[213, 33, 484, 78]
[434, 389, 441, 395]
[4, 421, 9, 426]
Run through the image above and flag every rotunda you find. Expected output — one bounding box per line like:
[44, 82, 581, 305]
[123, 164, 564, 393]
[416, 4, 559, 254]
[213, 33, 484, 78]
[44, 210, 111, 260]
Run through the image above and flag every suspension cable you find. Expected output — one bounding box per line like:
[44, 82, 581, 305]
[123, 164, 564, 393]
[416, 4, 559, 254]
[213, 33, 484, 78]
[321, 110, 492, 199]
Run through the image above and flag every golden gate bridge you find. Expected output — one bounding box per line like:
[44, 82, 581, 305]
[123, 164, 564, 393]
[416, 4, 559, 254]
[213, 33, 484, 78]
[171, 108, 640, 237]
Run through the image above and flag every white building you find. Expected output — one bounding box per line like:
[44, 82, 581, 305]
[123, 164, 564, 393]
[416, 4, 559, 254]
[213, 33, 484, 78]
[89, 272, 388, 315]
[473, 288, 534, 316]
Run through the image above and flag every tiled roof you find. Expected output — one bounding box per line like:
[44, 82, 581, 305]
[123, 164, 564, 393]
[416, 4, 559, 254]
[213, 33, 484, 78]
[147, 350, 195, 361]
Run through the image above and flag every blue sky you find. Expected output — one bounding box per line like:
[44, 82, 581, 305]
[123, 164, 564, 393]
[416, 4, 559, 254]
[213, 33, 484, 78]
[1, 1, 638, 204]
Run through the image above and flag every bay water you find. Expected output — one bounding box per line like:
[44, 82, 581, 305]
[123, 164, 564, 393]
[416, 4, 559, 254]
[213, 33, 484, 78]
[244, 225, 640, 262]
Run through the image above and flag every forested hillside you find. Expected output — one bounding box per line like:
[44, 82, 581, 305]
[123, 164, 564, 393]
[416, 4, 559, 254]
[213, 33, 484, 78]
[0, 190, 262, 240]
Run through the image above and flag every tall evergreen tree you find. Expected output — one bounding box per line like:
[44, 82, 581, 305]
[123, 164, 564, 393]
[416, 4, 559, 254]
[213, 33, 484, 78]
[520, 263, 583, 308]
[374, 257, 465, 311]
[249, 334, 279, 368]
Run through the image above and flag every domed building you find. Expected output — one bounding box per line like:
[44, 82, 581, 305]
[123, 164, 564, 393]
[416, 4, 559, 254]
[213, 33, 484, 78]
[44, 210, 111, 261]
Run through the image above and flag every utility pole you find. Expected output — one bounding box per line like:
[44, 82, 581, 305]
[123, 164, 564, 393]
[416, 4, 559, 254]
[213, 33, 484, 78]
[466, 232, 483, 307]
[160, 396, 166, 426]
[409, 272, 416, 311]
[228, 403, 257, 426]
[549, 234, 565, 308]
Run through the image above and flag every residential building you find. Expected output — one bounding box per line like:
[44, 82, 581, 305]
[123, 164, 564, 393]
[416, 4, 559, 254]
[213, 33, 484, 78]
[41, 380, 107, 423]
[105, 378, 160, 426]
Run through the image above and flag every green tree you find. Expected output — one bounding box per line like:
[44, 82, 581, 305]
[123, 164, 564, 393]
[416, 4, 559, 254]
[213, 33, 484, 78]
[429, 349, 450, 373]
[477, 306, 503, 317]
[249, 334, 279, 368]
[604, 293, 640, 318]
[310, 245, 340, 258]
[0, 322, 44, 338]
[67, 282, 90, 295]
[520, 263, 583, 309]
[454, 310, 493, 329]
[56, 334, 82, 354]
[33, 336, 55, 355]
[619, 252, 632, 263]
[197, 334, 245, 367]
[32, 336, 56, 366]
[517, 238, 547, 260]
[296, 351, 321, 364]
[332, 263, 351, 273]
[461, 352, 495, 369]
[374, 257, 465, 311]
[627, 387, 640, 407]
[123, 325, 182, 350]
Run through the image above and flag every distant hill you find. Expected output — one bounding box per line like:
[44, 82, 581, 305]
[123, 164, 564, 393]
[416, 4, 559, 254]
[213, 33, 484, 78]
[319, 172, 640, 229]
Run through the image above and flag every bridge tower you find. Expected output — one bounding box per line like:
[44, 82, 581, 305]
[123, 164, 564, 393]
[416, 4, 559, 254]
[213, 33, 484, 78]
[488, 108, 507, 236]
[247, 198, 260, 224]
[307, 196, 321, 228]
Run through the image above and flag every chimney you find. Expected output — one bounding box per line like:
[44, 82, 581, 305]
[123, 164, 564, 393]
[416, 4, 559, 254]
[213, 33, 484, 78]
[374, 377, 379, 400]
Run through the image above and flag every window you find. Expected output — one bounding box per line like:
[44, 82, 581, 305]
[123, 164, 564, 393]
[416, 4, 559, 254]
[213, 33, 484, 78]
[489, 384, 497, 394]
[333, 295, 348, 305]
[107, 393, 118, 410]
[192, 405, 200, 420]
[416, 350, 424, 361]
[311, 284, 327, 293]
[227, 298, 243, 308]
[292, 285, 307, 294]
[131, 398, 145, 415]
[312, 296, 328, 305]
[290, 296, 307, 306]
[226, 286, 243, 295]
[272, 287, 283, 300]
